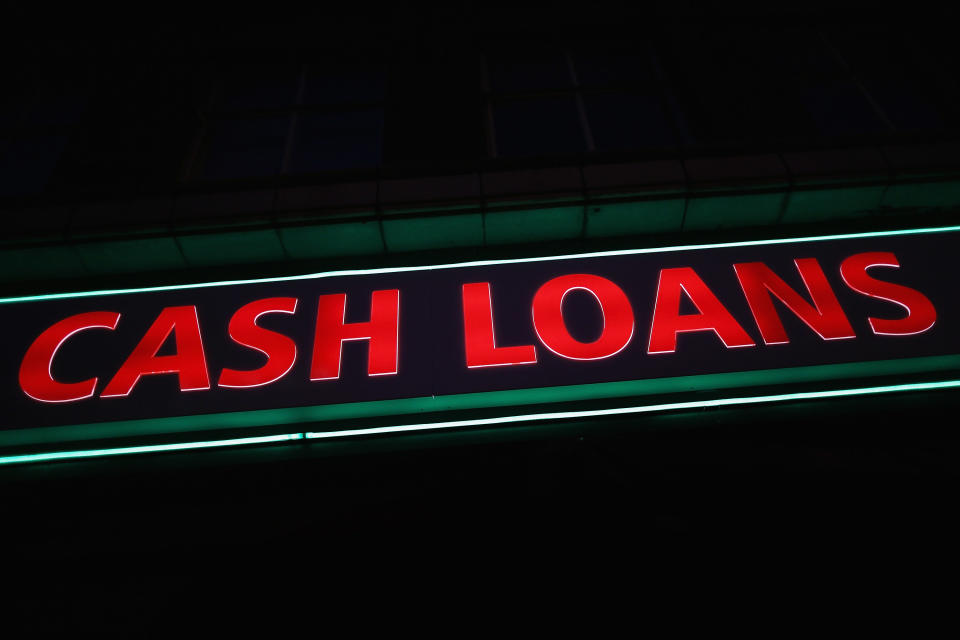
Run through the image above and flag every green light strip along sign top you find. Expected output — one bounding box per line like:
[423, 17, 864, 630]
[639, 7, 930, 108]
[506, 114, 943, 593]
[1, 224, 959, 305]
[1, 224, 959, 465]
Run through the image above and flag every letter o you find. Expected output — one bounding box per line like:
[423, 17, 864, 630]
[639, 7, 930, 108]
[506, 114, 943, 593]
[532, 274, 634, 360]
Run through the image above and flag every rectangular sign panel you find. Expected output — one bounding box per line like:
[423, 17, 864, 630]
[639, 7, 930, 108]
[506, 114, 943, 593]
[2, 226, 959, 451]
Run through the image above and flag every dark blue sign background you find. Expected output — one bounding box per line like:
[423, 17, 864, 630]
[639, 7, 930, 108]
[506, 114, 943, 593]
[3, 230, 959, 431]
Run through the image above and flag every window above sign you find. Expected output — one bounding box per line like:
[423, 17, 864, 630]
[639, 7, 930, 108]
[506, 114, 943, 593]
[190, 61, 388, 181]
[2, 23, 959, 203]
[482, 41, 687, 158]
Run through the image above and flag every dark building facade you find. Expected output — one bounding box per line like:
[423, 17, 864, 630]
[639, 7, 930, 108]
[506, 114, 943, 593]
[3, 4, 960, 615]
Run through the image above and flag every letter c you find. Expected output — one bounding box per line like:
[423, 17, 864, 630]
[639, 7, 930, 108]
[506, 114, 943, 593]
[19, 311, 121, 403]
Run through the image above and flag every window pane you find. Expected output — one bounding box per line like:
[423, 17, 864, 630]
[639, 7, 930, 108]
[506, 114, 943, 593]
[202, 116, 287, 179]
[799, 83, 886, 137]
[655, 30, 767, 142]
[875, 86, 945, 131]
[487, 48, 572, 93]
[216, 65, 299, 110]
[494, 97, 584, 156]
[829, 26, 946, 131]
[5, 65, 91, 129]
[289, 108, 383, 173]
[584, 92, 674, 150]
[574, 50, 656, 88]
[0, 136, 67, 195]
[656, 27, 866, 143]
[779, 29, 887, 137]
[303, 65, 386, 106]
[910, 23, 960, 126]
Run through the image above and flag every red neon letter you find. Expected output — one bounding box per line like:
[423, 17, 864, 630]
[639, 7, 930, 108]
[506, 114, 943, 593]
[648, 267, 754, 354]
[218, 297, 299, 389]
[840, 252, 937, 336]
[311, 289, 399, 380]
[532, 274, 634, 360]
[19, 311, 121, 403]
[101, 306, 210, 397]
[734, 259, 855, 344]
[462, 282, 536, 368]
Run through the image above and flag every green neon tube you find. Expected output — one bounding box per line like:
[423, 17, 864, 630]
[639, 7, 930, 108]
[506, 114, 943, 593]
[1, 378, 957, 467]
[0, 433, 304, 466]
[304, 378, 960, 439]
[2, 224, 958, 304]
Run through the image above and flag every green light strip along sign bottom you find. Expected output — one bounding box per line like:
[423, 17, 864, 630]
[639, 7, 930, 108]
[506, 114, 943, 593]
[2, 378, 958, 466]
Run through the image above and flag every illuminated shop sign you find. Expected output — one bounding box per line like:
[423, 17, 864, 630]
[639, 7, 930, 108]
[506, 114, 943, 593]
[2, 226, 959, 457]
